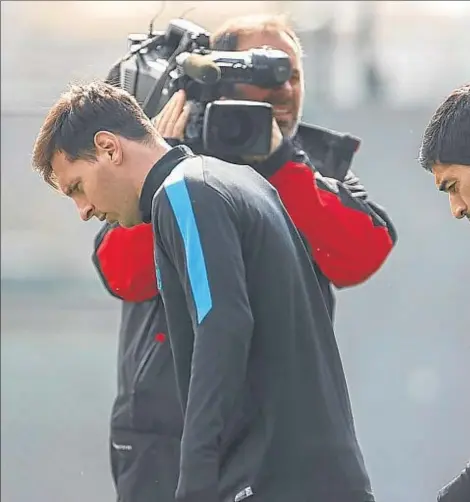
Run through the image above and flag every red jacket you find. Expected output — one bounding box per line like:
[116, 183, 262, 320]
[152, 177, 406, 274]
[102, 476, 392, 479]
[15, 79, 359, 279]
[94, 141, 396, 303]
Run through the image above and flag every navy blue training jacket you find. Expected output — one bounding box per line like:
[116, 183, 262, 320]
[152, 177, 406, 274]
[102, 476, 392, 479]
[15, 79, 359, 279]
[137, 146, 375, 502]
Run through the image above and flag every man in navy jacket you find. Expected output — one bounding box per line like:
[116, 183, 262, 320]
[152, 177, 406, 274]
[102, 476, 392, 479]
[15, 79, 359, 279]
[91, 14, 397, 502]
[33, 77, 392, 501]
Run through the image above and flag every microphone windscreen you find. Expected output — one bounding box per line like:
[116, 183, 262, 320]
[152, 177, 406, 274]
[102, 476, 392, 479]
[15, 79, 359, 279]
[180, 54, 221, 85]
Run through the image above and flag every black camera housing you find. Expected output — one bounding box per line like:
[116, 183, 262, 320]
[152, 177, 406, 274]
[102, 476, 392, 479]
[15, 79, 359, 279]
[111, 19, 291, 157]
[107, 18, 362, 177]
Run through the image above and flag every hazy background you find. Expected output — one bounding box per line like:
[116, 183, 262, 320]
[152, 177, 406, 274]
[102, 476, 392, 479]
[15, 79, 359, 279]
[1, 2, 469, 501]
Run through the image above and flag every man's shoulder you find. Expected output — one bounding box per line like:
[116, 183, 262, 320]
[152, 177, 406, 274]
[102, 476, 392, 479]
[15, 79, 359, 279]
[159, 153, 242, 185]
[165, 154, 204, 183]
[154, 153, 276, 218]
[154, 154, 235, 207]
[438, 463, 470, 502]
[151, 156, 205, 221]
[200, 154, 277, 201]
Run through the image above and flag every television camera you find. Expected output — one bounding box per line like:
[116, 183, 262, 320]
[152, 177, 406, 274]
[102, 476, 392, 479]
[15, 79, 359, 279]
[107, 17, 361, 179]
[109, 18, 292, 157]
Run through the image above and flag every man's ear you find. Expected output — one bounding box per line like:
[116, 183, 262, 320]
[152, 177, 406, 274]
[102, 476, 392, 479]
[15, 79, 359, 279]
[94, 131, 123, 165]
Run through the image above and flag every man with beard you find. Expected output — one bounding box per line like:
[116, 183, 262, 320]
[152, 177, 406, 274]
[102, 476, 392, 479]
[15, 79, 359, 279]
[419, 83, 469, 502]
[419, 83, 470, 222]
[92, 15, 397, 502]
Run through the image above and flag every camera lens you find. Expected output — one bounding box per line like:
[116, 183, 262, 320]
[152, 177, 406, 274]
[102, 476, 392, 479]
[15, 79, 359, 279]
[217, 110, 254, 147]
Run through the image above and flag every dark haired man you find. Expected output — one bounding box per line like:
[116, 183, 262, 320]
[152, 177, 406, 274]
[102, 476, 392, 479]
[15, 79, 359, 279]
[419, 83, 470, 502]
[33, 80, 383, 502]
[419, 83, 470, 221]
[89, 14, 397, 502]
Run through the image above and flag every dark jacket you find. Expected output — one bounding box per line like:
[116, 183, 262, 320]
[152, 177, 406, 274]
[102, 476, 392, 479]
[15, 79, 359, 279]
[139, 147, 374, 502]
[94, 125, 397, 310]
[438, 463, 470, 502]
[93, 130, 397, 502]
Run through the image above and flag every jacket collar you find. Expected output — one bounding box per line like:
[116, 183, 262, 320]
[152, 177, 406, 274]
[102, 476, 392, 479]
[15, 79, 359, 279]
[139, 145, 194, 223]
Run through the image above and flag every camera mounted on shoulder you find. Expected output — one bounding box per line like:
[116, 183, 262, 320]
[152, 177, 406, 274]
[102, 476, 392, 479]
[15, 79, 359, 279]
[106, 17, 361, 179]
[109, 18, 292, 157]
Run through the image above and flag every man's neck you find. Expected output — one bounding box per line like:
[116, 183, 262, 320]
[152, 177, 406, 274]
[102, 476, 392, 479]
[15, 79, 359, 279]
[132, 141, 172, 199]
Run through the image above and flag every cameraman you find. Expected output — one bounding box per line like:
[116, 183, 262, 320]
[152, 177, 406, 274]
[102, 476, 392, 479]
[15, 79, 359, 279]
[93, 14, 397, 502]
[97, 14, 397, 316]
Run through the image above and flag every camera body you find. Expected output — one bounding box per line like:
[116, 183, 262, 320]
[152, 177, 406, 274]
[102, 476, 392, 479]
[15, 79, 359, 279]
[113, 18, 292, 157]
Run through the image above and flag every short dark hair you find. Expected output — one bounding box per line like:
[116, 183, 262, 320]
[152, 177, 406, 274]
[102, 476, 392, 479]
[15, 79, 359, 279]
[32, 80, 156, 188]
[419, 83, 470, 171]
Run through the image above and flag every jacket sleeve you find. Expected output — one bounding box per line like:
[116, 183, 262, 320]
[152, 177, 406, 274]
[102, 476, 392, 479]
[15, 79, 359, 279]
[153, 175, 253, 502]
[268, 159, 397, 288]
[92, 221, 158, 302]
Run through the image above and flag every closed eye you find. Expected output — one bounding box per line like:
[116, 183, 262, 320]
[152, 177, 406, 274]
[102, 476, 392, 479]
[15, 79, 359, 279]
[65, 182, 81, 197]
[439, 180, 456, 194]
[446, 182, 458, 194]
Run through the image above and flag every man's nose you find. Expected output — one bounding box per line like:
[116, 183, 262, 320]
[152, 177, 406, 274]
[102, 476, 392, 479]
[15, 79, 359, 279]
[450, 197, 467, 219]
[272, 80, 293, 95]
[79, 204, 94, 221]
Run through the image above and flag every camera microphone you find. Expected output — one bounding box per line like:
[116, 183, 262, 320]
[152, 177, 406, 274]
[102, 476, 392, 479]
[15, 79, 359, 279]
[177, 48, 291, 89]
[189, 49, 292, 88]
[176, 53, 221, 85]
